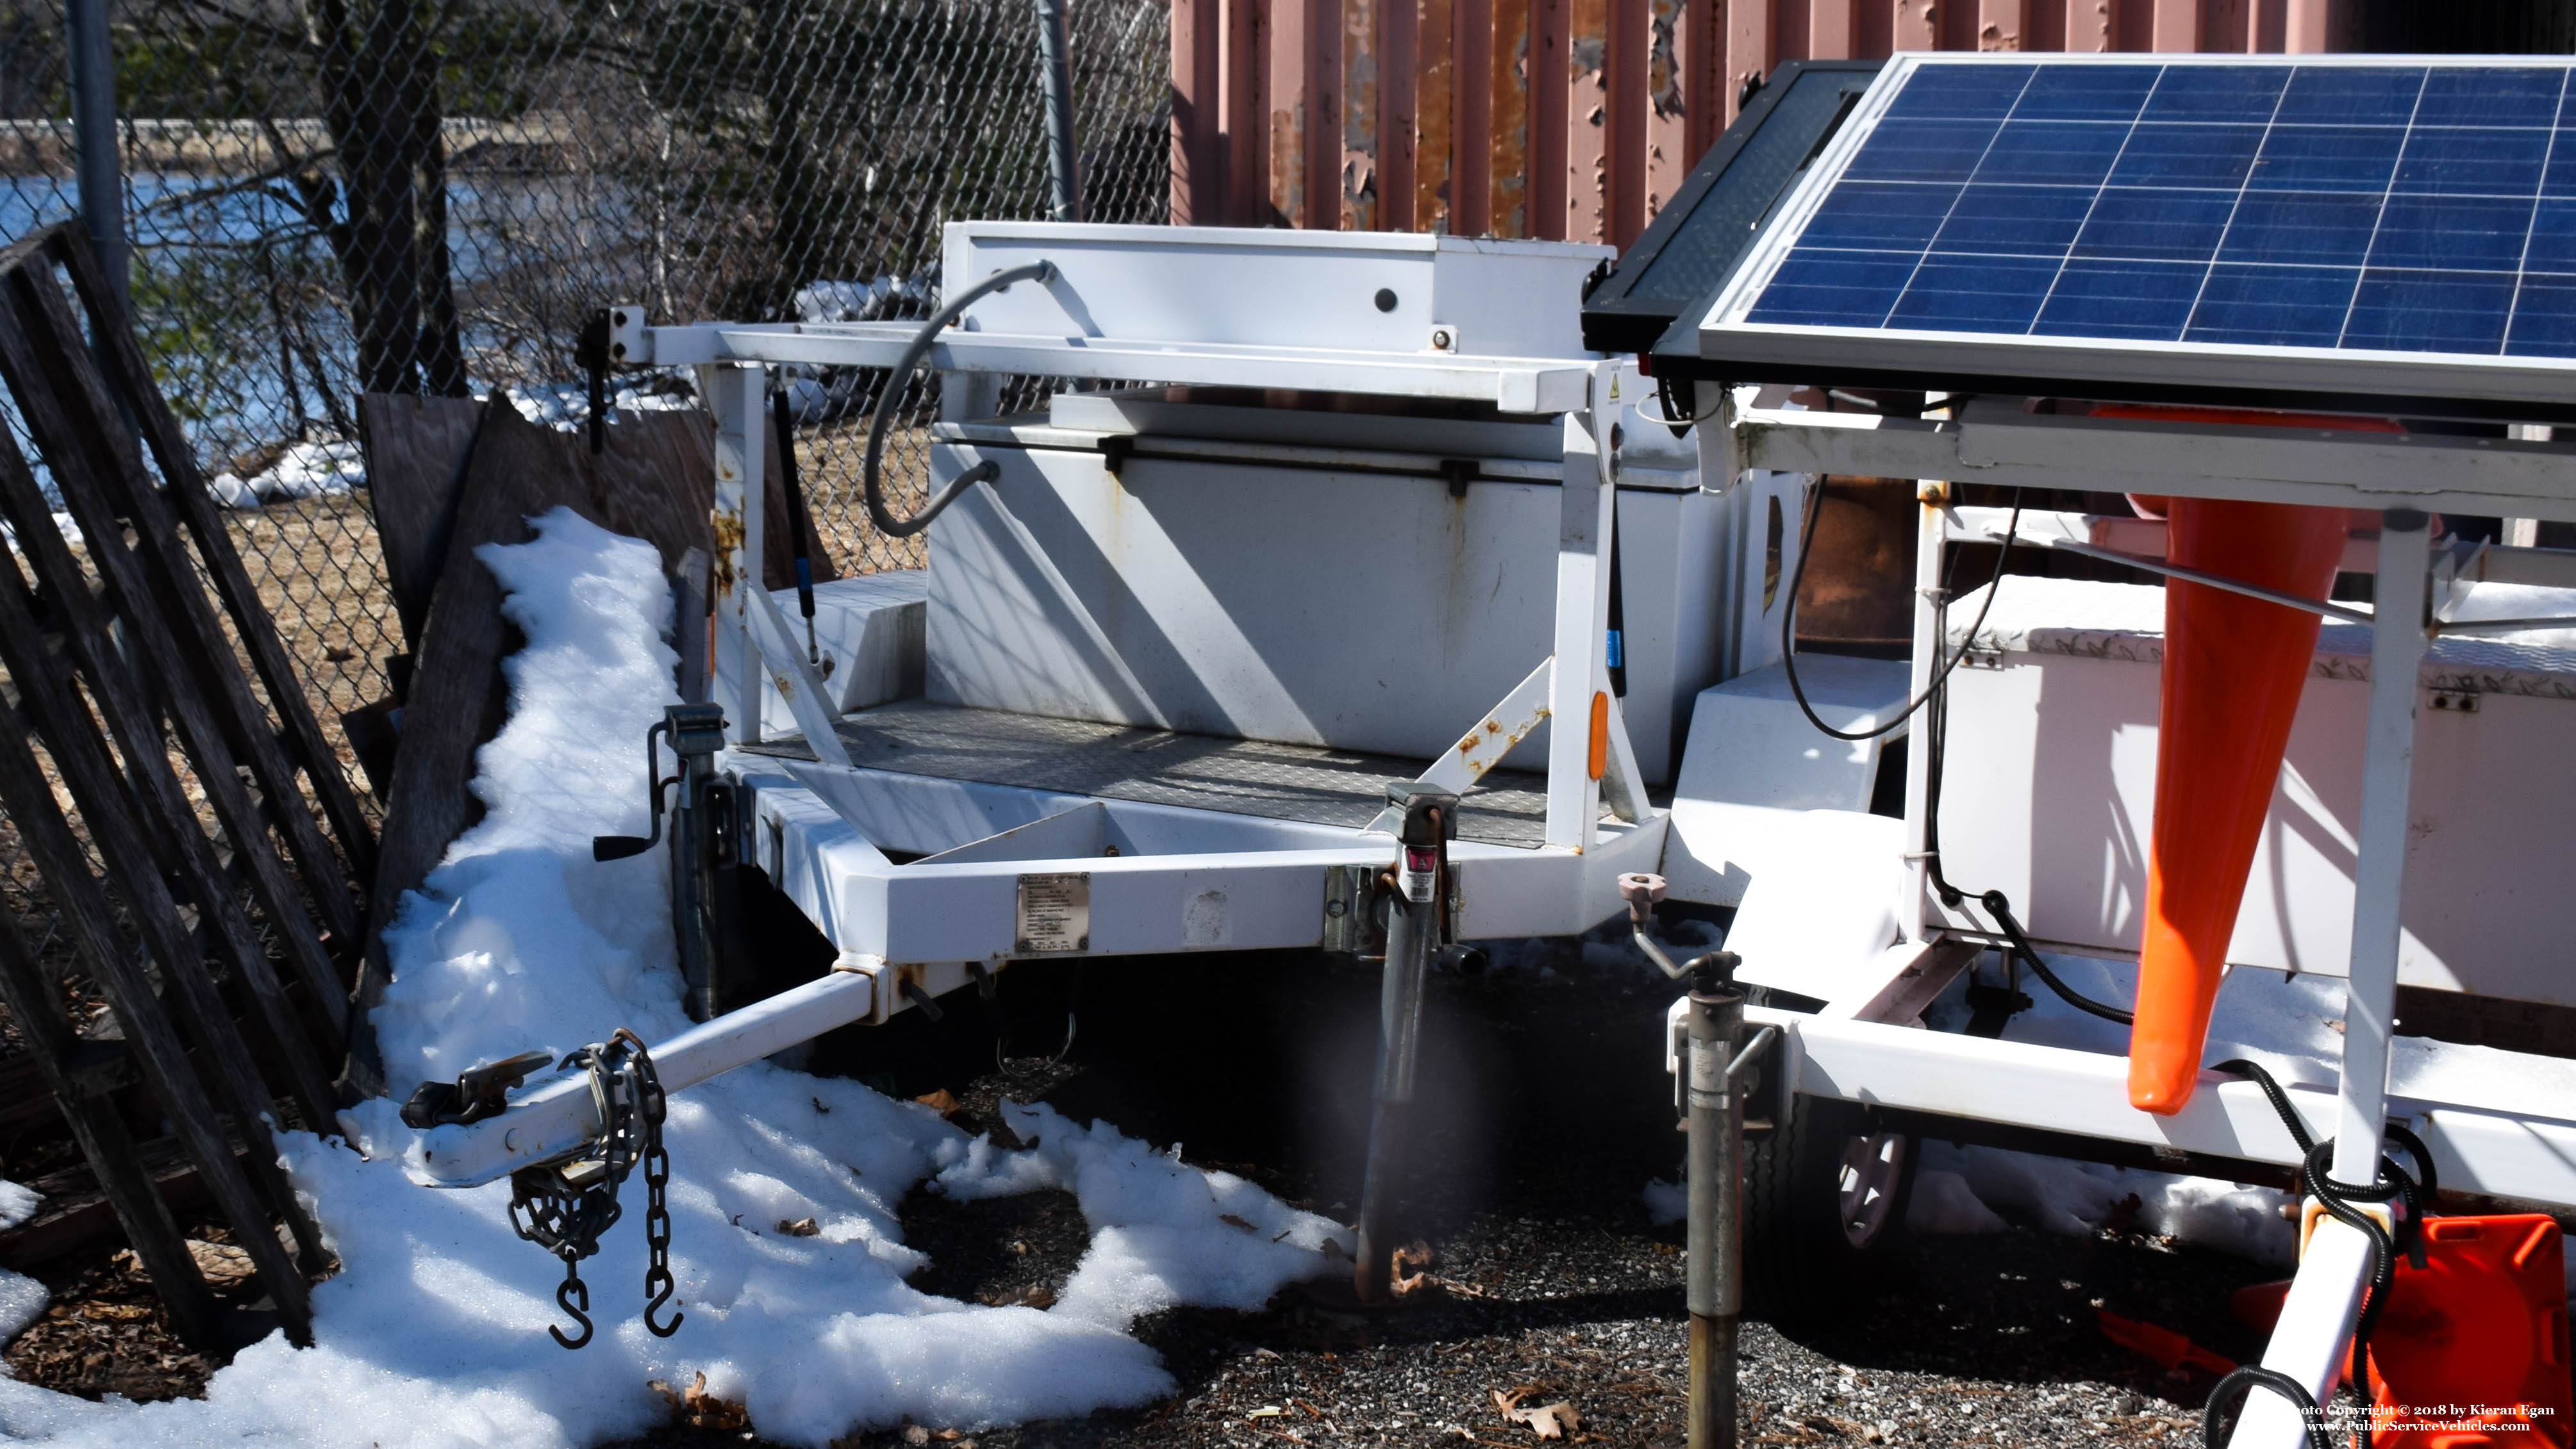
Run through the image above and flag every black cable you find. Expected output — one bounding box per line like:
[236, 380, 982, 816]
[2202, 1364, 2336, 1449]
[861, 260, 1052, 538]
[1905, 561, 2136, 1027]
[2215, 1057, 2441, 1448]
[1779, 477, 2022, 742]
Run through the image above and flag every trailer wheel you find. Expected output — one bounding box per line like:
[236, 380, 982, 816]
[1742, 1093, 1915, 1323]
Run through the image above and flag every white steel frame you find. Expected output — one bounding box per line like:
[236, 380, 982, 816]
[1706, 388, 2576, 1449]
[419, 286, 1670, 1186]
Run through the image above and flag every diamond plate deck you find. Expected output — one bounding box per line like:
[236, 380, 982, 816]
[737, 699, 1557, 847]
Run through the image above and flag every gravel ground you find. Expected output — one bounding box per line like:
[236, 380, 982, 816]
[5, 945, 2286, 1446]
[614, 948, 2279, 1449]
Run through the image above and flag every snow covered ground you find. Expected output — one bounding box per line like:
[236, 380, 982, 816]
[0, 509, 1347, 1448]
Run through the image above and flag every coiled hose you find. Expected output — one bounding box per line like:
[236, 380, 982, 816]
[861, 259, 1056, 538]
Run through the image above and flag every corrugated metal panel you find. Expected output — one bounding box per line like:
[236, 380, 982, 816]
[1173, 0, 2411, 237]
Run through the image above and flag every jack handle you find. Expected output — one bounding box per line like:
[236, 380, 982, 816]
[593, 718, 677, 861]
[1619, 872, 1739, 989]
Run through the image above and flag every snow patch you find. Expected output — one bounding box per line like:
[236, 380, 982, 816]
[0, 1179, 37, 1230]
[1909, 1143, 2295, 1266]
[207, 438, 364, 509]
[0, 1266, 45, 1343]
[0, 508, 1344, 1448]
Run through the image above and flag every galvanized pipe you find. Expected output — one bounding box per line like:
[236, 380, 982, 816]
[1686, 985, 1744, 1449]
[1035, 0, 1083, 222]
[1354, 879, 1435, 1303]
[65, 0, 127, 309]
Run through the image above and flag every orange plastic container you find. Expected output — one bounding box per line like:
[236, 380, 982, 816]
[2089, 405, 2399, 1115]
[2363, 1215, 2572, 1446]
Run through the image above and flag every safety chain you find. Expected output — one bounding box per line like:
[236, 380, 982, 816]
[2201, 1059, 2438, 1449]
[507, 1028, 684, 1349]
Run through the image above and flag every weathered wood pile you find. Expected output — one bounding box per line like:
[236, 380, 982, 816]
[0, 219, 832, 1350]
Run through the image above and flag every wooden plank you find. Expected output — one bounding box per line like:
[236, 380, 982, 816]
[0, 274, 353, 1076]
[18, 245, 366, 956]
[0, 283, 343, 1125]
[0, 1129, 253, 1274]
[345, 403, 602, 1093]
[44, 226, 379, 893]
[0, 925, 221, 1347]
[358, 392, 485, 656]
[0, 686, 315, 1335]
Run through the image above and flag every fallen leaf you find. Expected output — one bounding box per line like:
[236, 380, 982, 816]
[1219, 1213, 1257, 1232]
[779, 1217, 820, 1238]
[981, 1283, 1057, 1309]
[185, 1239, 258, 1288]
[914, 1089, 961, 1116]
[1494, 1387, 1580, 1441]
[655, 1371, 751, 1432]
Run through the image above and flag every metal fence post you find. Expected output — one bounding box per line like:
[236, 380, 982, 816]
[1037, 0, 1084, 221]
[1686, 982, 1745, 1449]
[64, 0, 128, 309]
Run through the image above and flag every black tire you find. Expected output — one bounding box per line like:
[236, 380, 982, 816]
[1742, 1092, 1917, 1325]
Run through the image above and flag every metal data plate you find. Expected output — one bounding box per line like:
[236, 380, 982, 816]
[1016, 872, 1091, 953]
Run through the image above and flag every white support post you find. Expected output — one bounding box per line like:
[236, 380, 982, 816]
[2228, 1221, 2377, 1448]
[1900, 480, 1946, 945]
[2227, 509, 2430, 1449]
[2334, 509, 2430, 1180]
[702, 363, 768, 747]
[1545, 363, 1620, 852]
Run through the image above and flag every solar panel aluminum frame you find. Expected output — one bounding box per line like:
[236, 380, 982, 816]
[1695, 52, 2576, 417]
[1579, 58, 1883, 358]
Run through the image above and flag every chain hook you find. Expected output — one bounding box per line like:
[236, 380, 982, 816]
[551, 1265, 594, 1350]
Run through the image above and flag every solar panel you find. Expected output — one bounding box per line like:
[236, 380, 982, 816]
[1695, 55, 2576, 410]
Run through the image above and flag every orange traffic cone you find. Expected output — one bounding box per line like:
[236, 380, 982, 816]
[2128, 496, 2347, 1114]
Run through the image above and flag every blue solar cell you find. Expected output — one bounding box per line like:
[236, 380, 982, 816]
[2109, 124, 2266, 190]
[2506, 276, 2576, 358]
[1801, 181, 1962, 251]
[2219, 192, 2382, 269]
[2032, 258, 2204, 340]
[1932, 185, 2093, 256]
[2184, 264, 2359, 348]
[1744, 249, 1917, 327]
[2343, 269, 2514, 353]
[2249, 127, 2407, 192]
[1886, 63, 2033, 121]
[2073, 188, 2237, 261]
[2528, 200, 2576, 272]
[1972, 121, 2129, 188]
[1845, 119, 2002, 184]
[2539, 142, 2576, 198]
[1724, 58, 2576, 375]
[2413, 68, 2564, 128]
[1888, 253, 2062, 333]
[2142, 65, 2289, 124]
[2393, 128, 2550, 195]
[2367, 193, 2538, 272]
[2016, 65, 2160, 122]
[2273, 67, 2425, 126]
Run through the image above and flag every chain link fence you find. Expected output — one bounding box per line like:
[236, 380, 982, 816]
[0, 0, 1170, 1068]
